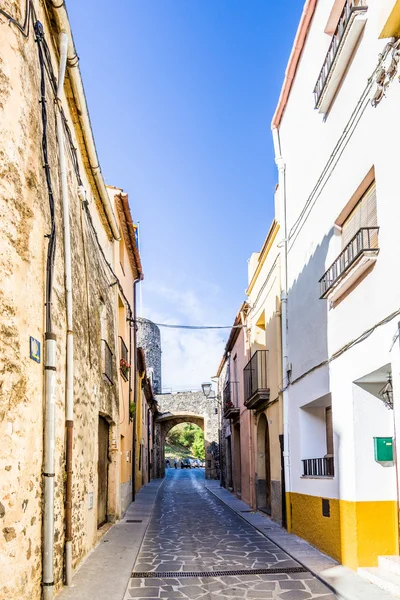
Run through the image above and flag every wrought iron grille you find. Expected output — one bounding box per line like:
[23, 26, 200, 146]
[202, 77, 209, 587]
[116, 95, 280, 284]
[119, 336, 129, 381]
[243, 350, 268, 405]
[319, 227, 378, 297]
[302, 457, 334, 477]
[102, 339, 113, 384]
[223, 381, 239, 409]
[313, 0, 368, 108]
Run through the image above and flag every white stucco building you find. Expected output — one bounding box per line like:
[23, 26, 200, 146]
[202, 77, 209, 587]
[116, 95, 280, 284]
[272, 0, 400, 575]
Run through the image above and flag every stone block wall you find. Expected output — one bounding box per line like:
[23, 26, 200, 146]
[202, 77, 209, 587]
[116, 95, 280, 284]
[137, 318, 162, 394]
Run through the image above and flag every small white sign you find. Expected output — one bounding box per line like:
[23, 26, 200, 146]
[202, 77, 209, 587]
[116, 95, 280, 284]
[225, 425, 231, 438]
[88, 492, 94, 510]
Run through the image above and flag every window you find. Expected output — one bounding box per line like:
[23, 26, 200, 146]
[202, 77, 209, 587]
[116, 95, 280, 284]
[325, 406, 334, 456]
[300, 395, 334, 477]
[341, 182, 377, 248]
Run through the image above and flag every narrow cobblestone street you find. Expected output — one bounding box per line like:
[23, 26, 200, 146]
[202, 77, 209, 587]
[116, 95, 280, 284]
[124, 470, 336, 600]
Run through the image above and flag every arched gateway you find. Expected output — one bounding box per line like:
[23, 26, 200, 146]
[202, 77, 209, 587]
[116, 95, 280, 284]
[153, 391, 219, 480]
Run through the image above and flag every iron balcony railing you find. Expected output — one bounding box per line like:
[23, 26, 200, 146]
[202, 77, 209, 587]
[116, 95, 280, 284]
[319, 227, 379, 298]
[102, 339, 113, 385]
[119, 336, 129, 381]
[243, 350, 268, 407]
[302, 457, 334, 477]
[223, 381, 239, 417]
[313, 0, 368, 108]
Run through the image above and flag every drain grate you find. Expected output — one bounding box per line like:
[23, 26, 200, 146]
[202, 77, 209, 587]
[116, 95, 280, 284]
[132, 567, 307, 578]
[126, 520, 142, 523]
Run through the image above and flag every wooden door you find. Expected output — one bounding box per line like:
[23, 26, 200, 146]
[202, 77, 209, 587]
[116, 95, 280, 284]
[97, 417, 109, 528]
[265, 420, 271, 514]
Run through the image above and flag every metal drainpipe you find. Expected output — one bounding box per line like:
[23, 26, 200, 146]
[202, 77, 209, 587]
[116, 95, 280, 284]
[272, 126, 291, 527]
[55, 30, 74, 586]
[131, 279, 140, 501]
[42, 30, 68, 600]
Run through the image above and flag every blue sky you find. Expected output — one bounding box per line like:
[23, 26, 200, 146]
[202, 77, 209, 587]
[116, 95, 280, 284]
[66, 0, 304, 390]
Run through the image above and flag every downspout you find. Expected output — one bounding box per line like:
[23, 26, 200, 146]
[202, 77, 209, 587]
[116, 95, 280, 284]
[272, 126, 290, 528]
[42, 30, 68, 600]
[54, 31, 74, 585]
[131, 278, 140, 501]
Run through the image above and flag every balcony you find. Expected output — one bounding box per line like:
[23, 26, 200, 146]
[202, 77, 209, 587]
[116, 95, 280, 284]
[302, 457, 334, 478]
[102, 339, 113, 385]
[314, 0, 368, 113]
[244, 350, 269, 410]
[223, 381, 240, 419]
[119, 336, 130, 381]
[320, 227, 379, 301]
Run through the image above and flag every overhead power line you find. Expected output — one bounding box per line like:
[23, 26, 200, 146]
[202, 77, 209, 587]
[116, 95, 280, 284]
[136, 318, 244, 330]
[154, 323, 245, 330]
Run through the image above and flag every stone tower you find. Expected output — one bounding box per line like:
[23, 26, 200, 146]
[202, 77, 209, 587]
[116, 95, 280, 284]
[136, 318, 162, 394]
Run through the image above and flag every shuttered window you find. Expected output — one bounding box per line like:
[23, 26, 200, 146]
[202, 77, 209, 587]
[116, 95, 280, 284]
[325, 407, 334, 456]
[341, 182, 377, 249]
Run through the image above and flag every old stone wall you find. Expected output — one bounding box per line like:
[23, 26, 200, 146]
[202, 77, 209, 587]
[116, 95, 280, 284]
[0, 4, 120, 598]
[137, 318, 162, 394]
[154, 391, 219, 479]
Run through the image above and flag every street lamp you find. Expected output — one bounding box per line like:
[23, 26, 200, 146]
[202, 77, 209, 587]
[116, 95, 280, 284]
[201, 382, 212, 398]
[379, 375, 394, 410]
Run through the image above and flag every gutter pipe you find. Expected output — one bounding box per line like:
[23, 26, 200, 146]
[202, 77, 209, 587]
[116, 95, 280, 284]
[46, 1, 120, 241]
[272, 126, 291, 527]
[42, 29, 69, 600]
[132, 279, 140, 501]
[55, 31, 74, 586]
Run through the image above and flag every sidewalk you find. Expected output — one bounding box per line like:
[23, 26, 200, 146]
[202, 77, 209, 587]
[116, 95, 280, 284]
[205, 480, 397, 600]
[56, 479, 163, 600]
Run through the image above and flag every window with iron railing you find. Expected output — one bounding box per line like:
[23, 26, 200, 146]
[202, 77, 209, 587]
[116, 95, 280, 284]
[223, 381, 240, 417]
[314, 0, 368, 110]
[102, 339, 113, 384]
[119, 336, 129, 381]
[243, 350, 268, 407]
[302, 457, 334, 477]
[320, 183, 378, 298]
[319, 227, 379, 297]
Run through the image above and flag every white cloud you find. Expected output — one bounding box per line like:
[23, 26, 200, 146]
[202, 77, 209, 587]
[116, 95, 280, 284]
[140, 281, 229, 391]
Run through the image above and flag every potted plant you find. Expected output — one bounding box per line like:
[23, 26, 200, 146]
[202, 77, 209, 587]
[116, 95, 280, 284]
[120, 357, 131, 380]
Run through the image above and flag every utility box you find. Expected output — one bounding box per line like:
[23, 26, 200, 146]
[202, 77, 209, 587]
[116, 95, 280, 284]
[374, 437, 394, 464]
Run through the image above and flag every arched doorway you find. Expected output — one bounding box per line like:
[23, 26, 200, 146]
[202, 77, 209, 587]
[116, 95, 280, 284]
[256, 413, 271, 514]
[156, 414, 206, 477]
[153, 391, 220, 480]
[164, 422, 205, 470]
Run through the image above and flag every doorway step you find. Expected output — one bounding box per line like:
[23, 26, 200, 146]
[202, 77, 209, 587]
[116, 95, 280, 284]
[359, 556, 400, 596]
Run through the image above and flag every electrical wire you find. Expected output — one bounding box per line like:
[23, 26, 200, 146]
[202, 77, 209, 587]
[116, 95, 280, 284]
[0, 0, 36, 37]
[287, 41, 395, 250]
[136, 318, 245, 330]
[282, 307, 400, 392]
[35, 20, 56, 333]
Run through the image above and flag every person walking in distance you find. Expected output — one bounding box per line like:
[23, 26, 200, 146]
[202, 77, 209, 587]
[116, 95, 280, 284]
[174, 458, 178, 469]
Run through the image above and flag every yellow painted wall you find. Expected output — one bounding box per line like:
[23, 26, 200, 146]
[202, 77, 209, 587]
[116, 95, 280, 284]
[288, 492, 398, 569]
[135, 373, 144, 494]
[379, 0, 400, 38]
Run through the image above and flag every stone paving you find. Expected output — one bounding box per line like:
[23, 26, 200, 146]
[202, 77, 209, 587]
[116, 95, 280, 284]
[124, 469, 336, 600]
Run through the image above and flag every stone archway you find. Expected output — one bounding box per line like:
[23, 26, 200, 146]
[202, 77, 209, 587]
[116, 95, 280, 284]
[153, 391, 219, 480]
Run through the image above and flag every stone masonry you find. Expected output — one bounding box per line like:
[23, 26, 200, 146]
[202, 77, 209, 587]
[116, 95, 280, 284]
[154, 391, 219, 480]
[137, 318, 162, 394]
